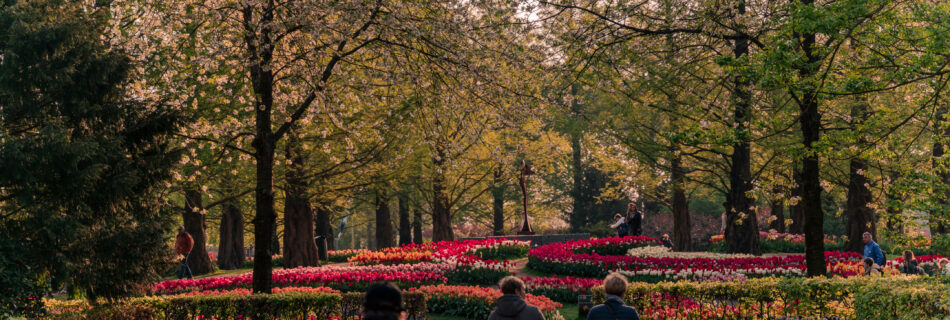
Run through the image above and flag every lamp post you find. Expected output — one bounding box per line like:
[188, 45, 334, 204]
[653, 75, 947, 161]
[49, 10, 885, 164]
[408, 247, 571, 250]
[518, 160, 535, 235]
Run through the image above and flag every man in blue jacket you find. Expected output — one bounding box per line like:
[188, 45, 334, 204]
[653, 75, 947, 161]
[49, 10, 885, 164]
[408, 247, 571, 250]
[863, 232, 885, 266]
[587, 273, 640, 320]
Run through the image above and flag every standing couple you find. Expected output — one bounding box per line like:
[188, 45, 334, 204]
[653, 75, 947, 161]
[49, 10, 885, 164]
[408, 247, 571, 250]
[610, 203, 642, 237]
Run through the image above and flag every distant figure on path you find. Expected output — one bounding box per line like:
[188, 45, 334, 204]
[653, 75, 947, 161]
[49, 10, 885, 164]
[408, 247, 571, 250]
[660, 234, 674, 250]
[175, 226, 194, 280]
[488, 276, 545, 320]
[862, 232, 885, 267]
[900, 250, 924, 275]
[586, 272, 640, 320]
[363, 282, 407, 320]
[626, 203, 642, 237]
[610, 213, 628, 237]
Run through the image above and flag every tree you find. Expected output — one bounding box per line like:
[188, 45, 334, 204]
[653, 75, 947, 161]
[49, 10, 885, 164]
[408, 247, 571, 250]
[0, 0, 181, 310]
[182, 189, 214, 275]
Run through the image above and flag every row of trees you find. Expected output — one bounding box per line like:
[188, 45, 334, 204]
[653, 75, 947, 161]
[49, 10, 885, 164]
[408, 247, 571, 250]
[4, 1, 950, 315]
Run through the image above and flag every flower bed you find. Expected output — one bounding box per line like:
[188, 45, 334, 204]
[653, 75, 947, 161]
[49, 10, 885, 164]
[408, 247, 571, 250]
[522, 275, 602, 303]
[709, 231, 846, 253]
[410, 285, 564, 320]
[527, 235, 862, 279]
[628, 245, 753, 259]
[326, 249, 369, 263]
[591, 276, 950, 320]
[152, 263, 452, 294]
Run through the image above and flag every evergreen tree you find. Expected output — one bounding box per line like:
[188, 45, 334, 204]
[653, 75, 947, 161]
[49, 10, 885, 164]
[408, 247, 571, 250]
[0, 0, 181, 312]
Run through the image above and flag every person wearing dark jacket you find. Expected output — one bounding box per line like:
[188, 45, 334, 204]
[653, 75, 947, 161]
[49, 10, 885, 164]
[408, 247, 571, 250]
[587, 273, 640, 320]
[660, 234, 674, 250]
[363, 282, 407, 320]
[175, 226, 194, 280]
[900, 250, 925, 275]
[488, 276, 545, 320]
[626, 203, 642, 236]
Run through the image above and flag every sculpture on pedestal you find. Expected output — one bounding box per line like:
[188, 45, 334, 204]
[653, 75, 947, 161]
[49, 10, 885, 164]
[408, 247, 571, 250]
[518, 160, 535, 235]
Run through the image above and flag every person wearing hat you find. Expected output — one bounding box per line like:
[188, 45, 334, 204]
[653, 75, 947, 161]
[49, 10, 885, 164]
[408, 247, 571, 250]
[364, 282, 408, 320]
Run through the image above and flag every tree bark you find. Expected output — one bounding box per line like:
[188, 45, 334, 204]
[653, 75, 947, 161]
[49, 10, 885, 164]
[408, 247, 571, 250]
[376, 189, 395, 249]
[367, 215, 376, 250]
[794, 5, 826, 275]
[217, 202, 245, 270]
[412, 208, 423, 244]
[183, 189, 214, 275]
[492, 167, 506, 235]
[315, 206, 333, 251]
[671, 151, 692, 251]
[398, 192, 412, 246]
[431, 150, 454, 241]
[846, 102, 875, 253]
[724, 14, 761, 255]
[282, 137, 318, 268]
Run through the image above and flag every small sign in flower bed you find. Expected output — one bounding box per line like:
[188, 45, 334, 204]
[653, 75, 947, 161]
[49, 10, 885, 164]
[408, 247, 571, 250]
[410, 285, 565, 320]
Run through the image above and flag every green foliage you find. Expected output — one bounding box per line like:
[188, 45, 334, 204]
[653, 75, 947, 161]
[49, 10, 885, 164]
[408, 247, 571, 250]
[931, 234, 950, 257]
[472, 246, 528, 261]
[0, 0, 181, 310]
[47, 292, 428, 320]
[445, 267, 512, 287]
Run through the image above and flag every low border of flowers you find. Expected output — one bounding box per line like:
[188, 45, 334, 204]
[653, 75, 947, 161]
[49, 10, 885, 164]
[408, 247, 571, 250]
[410, 284, 564, 320]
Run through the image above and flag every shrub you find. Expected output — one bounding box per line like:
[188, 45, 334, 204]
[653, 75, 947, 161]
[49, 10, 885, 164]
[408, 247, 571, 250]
[46, 291, 428, 320]
[411, 285, 563, 320]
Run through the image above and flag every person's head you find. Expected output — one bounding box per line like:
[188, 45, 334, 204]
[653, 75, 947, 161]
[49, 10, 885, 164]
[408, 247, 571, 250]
[498, 276, 525, 298]
[603, 272, 628, 296]
[938, 258, 949, 270]
[613, 213, 622, 221]
[662, 234, 670, 241]
[903, 250, 915, 262]
[862, 232, 873, 245]
[178, 226, 185, 233]
[863, 257, 874, 267]
[363, 282, 406, 320]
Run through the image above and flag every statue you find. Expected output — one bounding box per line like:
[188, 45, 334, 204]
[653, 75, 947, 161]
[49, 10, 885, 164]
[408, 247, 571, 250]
[518, 160, 535, 235]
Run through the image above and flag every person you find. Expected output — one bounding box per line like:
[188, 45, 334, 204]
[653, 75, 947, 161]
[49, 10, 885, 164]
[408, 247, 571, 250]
[900, 250, 924, 275]
[363, 281, 408, 320]
[488, 276, 545, 320]
[626, 203, 642, 237]
[937, 258, 950, 276]
[862, 232, 885, 267]
[586, 272, 640, 320]
[175, 226, 194, 280]
[863, 257, 884, 276]
[660, 234, 674, 250]
[610, 213, 629, 237]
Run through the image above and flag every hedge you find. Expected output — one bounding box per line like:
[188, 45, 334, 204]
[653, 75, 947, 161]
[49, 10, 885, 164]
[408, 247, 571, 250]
[46, 291, 427, 320]
[591, 276, 950, 320]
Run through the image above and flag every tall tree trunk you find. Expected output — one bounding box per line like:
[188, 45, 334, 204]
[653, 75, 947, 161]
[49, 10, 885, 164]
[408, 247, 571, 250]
[492, 167, 506, 235]
[671, 151, 692, 251]
[282, 137, 318, 268]
[794, 7, 826, 276]
[932, 104, 950, 234]
[183, 189, 213, 275]
[432, 150, 454, 241]
[724, 13, 761, 255]
[217, 202, 245, 270]
[769, 186, 786, 233]
[315, 206, 332, 251]
[570, 125, 585, 231]
[398, 192, 412, 246]
[846, 102, 875, 253]
[790, 166, 805, 234]
[412, 208, 423, 244]
[885, 171, 903, 233]
[376, 189, 395, 249]
[367, 214, 376, 250]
